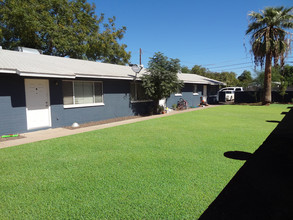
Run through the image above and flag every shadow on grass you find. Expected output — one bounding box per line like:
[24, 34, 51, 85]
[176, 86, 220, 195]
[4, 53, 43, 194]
[266, 120, 281, 123]
[199, 106, 293, 220]
[224, 151, 253, 161]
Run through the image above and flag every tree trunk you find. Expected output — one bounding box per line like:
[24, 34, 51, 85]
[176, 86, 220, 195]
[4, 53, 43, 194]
[153, 99, 160, 115]
[263, 52, 272, 105]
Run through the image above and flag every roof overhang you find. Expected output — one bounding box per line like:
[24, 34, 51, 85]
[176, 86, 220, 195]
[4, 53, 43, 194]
[75, 73, 135, 80]
[182, 81, 209, 84]
[0, 68, 136, 80]
[19, 71, 75, 79]
[0, 68, 226, 85]
[0, 69, 18, 74]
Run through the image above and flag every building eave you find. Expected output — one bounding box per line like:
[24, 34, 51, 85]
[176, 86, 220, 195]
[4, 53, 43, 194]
[18, 71, 76, 79]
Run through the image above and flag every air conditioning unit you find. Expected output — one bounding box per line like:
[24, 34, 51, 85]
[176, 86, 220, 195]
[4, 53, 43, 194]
[15, 47, 42, 54]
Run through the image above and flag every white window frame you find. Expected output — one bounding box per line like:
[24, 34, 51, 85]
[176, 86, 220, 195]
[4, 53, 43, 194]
[193, 84, 199, 95]
[62, 80, 104, 108]
[130, 82, 152, 103]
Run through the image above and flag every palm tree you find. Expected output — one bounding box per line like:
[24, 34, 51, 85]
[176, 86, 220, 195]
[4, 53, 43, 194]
[246, 7, 293, 104]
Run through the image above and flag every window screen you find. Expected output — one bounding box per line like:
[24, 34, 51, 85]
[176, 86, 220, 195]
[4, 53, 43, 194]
[193, 85, 198, 93]
[62, 81, 74, 105]
[94, 82, 103, 103]
[131, 82, 148, 101]
[62, 81, 103, 106]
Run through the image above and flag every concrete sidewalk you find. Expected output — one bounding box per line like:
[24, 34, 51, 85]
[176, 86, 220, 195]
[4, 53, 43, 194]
[0, 105, 219, 149]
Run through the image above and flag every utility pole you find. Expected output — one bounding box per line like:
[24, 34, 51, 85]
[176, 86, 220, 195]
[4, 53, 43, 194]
[139, 48, 142, 65]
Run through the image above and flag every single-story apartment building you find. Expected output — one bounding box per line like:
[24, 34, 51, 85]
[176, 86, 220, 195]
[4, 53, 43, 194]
[0, 48, 224, 135]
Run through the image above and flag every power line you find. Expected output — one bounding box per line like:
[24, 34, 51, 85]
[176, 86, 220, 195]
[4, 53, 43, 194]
[200, 57, 252, 66]
[201, 56, 293, 70]
[214, 65, 255, 71]
[138, 48, 253, 64]
[179, 60, 256, 72]
[134, 48, 257, 70]
[137, 48, 293, 70]
[207, 62, 253, 69]
[180, 57, 252, 67]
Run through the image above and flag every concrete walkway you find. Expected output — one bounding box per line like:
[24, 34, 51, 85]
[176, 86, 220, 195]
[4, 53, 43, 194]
[0, 105, 219, 149]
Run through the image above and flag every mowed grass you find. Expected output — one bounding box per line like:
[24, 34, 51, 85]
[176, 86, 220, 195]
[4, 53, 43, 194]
[0, 104, 290, 219]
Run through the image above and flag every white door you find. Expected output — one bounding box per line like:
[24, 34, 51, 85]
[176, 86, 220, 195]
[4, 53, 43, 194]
[25, 79, 51, 130]
[203, 85, 207, 102]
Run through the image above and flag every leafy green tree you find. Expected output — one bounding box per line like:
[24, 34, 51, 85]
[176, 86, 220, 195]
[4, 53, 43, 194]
[238, 70, 253, 88]
[218, 71, 239, 87]
[283, 65, 293, 85]
[0, 0, 130, 64]
[190, 65, 239, 86]
[191, 65, 208, 76]
[254, 65, 293, 101]
[274, 65, 293, 99]
[253, 70, 265, 87]
[253, 67, 282, 88]
[246, 6, 293, 104]
[181, 66, 190, 73]
[141, 52, 183, 114]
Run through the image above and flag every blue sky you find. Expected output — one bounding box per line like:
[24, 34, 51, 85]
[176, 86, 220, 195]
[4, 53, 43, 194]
[90, 0, 292, 76]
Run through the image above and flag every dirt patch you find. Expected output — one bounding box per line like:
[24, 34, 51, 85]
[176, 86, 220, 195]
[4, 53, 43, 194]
[0, 135, 26, 142]
[64, 115, 143, 130]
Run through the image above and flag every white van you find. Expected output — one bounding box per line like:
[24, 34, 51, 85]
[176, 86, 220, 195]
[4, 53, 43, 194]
[217, 87, 243, 101]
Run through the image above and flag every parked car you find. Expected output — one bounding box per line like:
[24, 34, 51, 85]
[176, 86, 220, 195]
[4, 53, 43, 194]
[217, 87, 243, 102]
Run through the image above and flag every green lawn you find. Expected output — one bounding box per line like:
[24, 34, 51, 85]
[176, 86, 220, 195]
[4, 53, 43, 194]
[0, 104, 290, 219]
